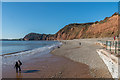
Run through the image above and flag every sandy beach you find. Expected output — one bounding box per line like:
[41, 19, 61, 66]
[52, 38, 112, 78]
[2, 38, 112, 78]
[2, 47, 91, 78]
[3, 53, 91, 78]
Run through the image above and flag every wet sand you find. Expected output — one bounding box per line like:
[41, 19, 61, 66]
[2, 52, 92, 78]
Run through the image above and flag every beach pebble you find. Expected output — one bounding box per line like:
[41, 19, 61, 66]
[59, 72, 62, 74]
[51, 76, 55, 78]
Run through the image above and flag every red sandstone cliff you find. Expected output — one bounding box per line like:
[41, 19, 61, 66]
[23, 13, 119, 40]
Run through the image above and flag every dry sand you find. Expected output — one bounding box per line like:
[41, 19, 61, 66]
[51, 38, 112, 78]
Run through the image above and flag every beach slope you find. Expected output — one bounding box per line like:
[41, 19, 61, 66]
[51, 38, 112, 78]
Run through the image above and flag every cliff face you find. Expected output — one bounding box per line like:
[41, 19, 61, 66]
[85, 14, 118, 38]
[23, 13, 119, 40]
[54, 23, 94, 40]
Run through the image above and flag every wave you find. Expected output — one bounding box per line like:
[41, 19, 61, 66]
[2, 42, 62, 57]
[2, 42, 62, 65]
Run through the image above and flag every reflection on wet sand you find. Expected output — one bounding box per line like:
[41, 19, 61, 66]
[3, 51, 92, 78]
[16, 72, 22, 79]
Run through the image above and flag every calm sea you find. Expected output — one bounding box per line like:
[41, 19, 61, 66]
[1, 41, 62, 65]
[1, 41, 61, 55]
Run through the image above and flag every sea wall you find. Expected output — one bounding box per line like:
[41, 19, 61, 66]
[96, 49, 119, 79]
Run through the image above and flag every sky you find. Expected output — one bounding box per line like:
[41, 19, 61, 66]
[2, 0, 120, 2]
[2, 2, 118, 39]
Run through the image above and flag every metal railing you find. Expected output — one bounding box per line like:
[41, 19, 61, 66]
[106, 40, 120, 55]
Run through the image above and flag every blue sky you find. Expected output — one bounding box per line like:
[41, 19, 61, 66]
[2, 0, 120, 2]
[2, 2, 118, 39]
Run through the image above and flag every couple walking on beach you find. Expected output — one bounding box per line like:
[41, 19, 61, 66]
[14, 60, 22, 73]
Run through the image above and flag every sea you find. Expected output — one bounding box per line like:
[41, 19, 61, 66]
[1, 41, 62, 66]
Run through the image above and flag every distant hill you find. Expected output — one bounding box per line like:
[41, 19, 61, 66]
[23, 33, 54, 40]
[23, 13, 119, 40]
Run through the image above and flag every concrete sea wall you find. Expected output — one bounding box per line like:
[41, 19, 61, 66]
[97, 49, 119, 78]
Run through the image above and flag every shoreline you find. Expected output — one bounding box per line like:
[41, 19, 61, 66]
[1, 41, 61, 56]
[2, 38, 112, 78]
[51, 39, 112, 78]
[2, 40, 92, 78]
[3, 49, 92, 78]
[1, 49, 32, 56]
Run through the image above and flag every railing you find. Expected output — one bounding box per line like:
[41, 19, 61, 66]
[106, 40, 120, 55]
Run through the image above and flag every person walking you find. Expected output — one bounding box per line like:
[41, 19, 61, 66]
[14, 60, 22, 73]
[114, 36, 115, 40]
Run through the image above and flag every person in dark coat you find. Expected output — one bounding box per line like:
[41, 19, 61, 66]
[14, 60, 22, 73]
[79, 42, 81, 45]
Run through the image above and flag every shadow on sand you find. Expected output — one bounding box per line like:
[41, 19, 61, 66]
[21, 70, 40, 73]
